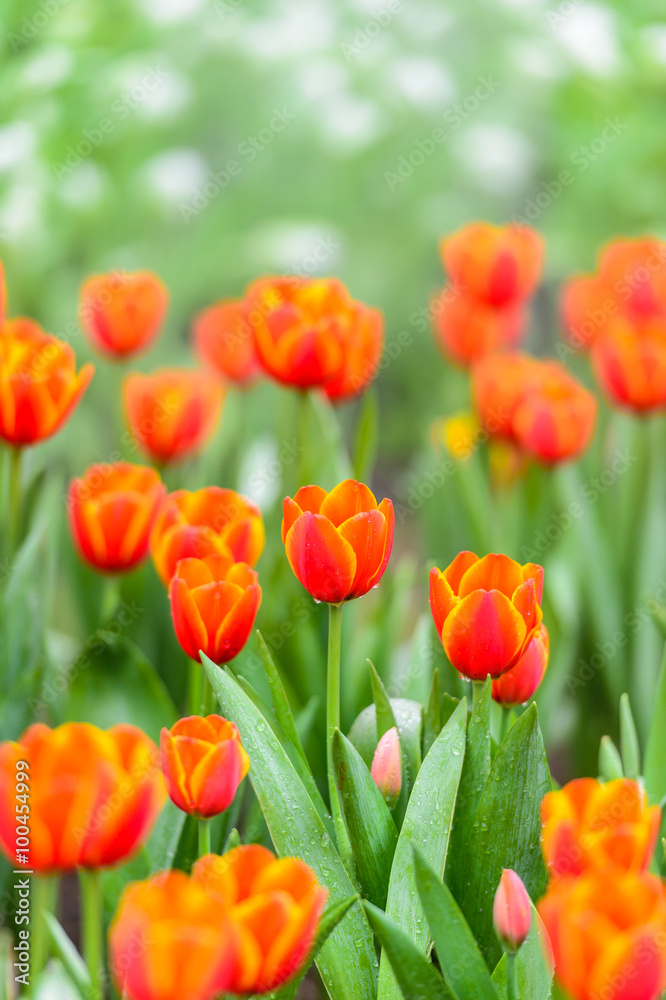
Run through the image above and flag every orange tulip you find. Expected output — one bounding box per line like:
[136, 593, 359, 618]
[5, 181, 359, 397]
[170, 555, 261, 664]
[193, 845, 327, 993]
[109, 870, 241, 1000]
[282, 479, 394, 604]
[0, 317, 93, 446]
[323, 302, 384, 403]
[562, 237, 666, 351]
[244, 275, 380, 392]
[68, 462, 166, 574]
[440, 222, 544, 307]
[590, 318, 666, 413]
[151, 486, 264, 585]
[0, 261, 6, 323]
[538, 869, 666, 1000]
[160, 715, 249, 818]
[541, 778, 661, 879]
[193, 299, 262, 387]
[0, 722, 164, 873]
[492, 624, 549, 707]
[429, 552, 543, 680]
[493, 869, 532, 953]
[79, 270, 168, 359]
[432, 288, 526, 367]
[123, 368, 224, 465]
[472, 352, 542, 439]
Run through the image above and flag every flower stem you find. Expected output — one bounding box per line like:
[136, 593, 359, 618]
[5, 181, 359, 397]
[8, 446, 22, 559]
[188, 658, 204, 716]
[198, 819, 211, 857]
[327, 603, 354, 872]
[472, 679, 485, 711]
[499, 706, 513, 744]
[506, 951, 518, 1000]
[79, 868, 103, 993]
[29, 875, 57, 991]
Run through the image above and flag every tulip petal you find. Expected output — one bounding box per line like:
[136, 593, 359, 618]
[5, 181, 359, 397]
[319, 479, 378, 526]
[458, 553, 524, 600]
[189, 740, 249, 817]
[285, 512, 356, 603]
[338, 509, 386, 598]
[170, 576, 209, 661]
[429, 567, 458, 636]
[442, 590, 527, 679]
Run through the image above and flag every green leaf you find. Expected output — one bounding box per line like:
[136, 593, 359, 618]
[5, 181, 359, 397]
[645, 645, 666, 803]
[598, 735, 624, 781]
[423, 669, 441, 758]
[255, 630, 308, 763]
[620, 693, 641, 780]
[460, 704, 551, 969]
[492, 906, 553, 1000]
[333, 729, 398, 908]
[413, 847, 498, 1000]
[364, 902, 450, 1000]
[378, 700, 467, 1000]
[203, 656, 377, 1000]
[447, 677, 491, 904]
[43, 913, 91, 999]
[353, 388, 379, 483]
[369, 660, 398, 739]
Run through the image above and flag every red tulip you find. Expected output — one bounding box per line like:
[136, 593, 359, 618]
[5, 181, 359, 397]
[440, 222, 544, 307]
[590, 318, 666, 413]
[80, 270, 168, 359]
[492, 624, 549, 706]
[160, 715, 249, 818]
[193, 299, 262, 387]
[432, 288, 525, 367]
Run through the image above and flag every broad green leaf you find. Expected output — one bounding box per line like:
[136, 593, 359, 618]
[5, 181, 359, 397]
[460, 704, 551, 969]
[369, 660, 398, 739]
[598, 735, 623, 781]
[645, 646, 666, 803]
[44, 913, 91, 999]
[333, 729, 398, 908]
[423, 669, 441, 758]
[256, 630, 308, 763]
[620, 693, 640, 780]
[378, 700, 467, 1000]
[441, 693, 460, 727]
[447, 678, 491, 904]
[413, 847, 498, 1000]
[364, 902, 450, 1000]
[491, 906, 553, 1000]
[204, 656, 378, 1000]
[348, 698, 423, 769]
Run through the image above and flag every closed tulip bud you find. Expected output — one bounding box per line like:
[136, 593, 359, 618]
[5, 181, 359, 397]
[440, 222, 544, 307]
[541, 777, 660, 878]
[492, 624, 549, 707]
[493, 869, 532, 953]
[539, 869, 666, 1000]
[193, 845, 328, 993]
[0, 318, 94, 446]
[193, 299, 262, 387]
[68, 462, 166, 574]
[282, 479, 394, 604]
[429, 552, 543, 680]
[0, 722, 164, 873]
[109, 870, 241, 1000]
[169, 555, 261, 665]
[432, 288, 526, 367]
[371, 727, 401, 808]
[151, 486, 264, 586]
[123, 368, 224, 465]
[161, 715, 250, 818]
[79, 270, 168, 359]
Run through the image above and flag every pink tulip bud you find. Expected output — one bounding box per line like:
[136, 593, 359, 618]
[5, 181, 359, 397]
[493, 869, 532, 953]
[371, 726, 401, 808]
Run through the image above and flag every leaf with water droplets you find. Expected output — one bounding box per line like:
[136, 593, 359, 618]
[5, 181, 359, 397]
[364, 902, 450, 1000]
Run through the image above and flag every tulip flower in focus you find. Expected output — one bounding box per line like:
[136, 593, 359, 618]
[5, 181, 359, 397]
[0, 722, 164, 872]
[492, 624, 549, 707]
[538, 869, 666, 1000]
[123, 368, 224, 465]
[472, 353, 597, 465]
[193, 299, 262, 386]
[0, 318, 94, 446]
[561, 237, 666, 351]
[590, 318, 666, 413]
[429, 552, 543, 680]
[193, 845, 327, 993]
[441, 222, 544, 307]
[109, 870, 240, 1000]
[244, 275, 382, 393]
[169, 555, 261, 664]
[68, 462, 166, 574]
[282, 479, 394, 604]
[79, 270, 168, 359]
[161, 715, 250, 818]
[371, 726, 401, 808]
[151, 486, 264, 585]
[541, 777, 660, 878]
[493, 869, 532, 953]
[432, 289, 525, 367]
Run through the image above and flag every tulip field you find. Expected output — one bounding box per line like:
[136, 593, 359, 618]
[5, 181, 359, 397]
[3, 2, 666, 999]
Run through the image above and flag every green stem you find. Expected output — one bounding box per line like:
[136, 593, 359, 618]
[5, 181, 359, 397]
[188, 658, 204, 716]
[8, 446, 22, 559]
[499, 706, 513, 744]
[297, 390, 309, 488]
[99, 575, 121, 627]
[506, 950, 518, 1000]
[472, 679, 485, 711]
[202, 669, 217, 716]
[198, 819, 211, 857]
[327, 603, 354, 872]
[78, 869, 103, 993]
[29, 875, 57, 991]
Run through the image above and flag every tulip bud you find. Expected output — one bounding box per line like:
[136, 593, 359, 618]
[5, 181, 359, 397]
[493, 869, 531, 953]
[371, 727, 401, 808]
